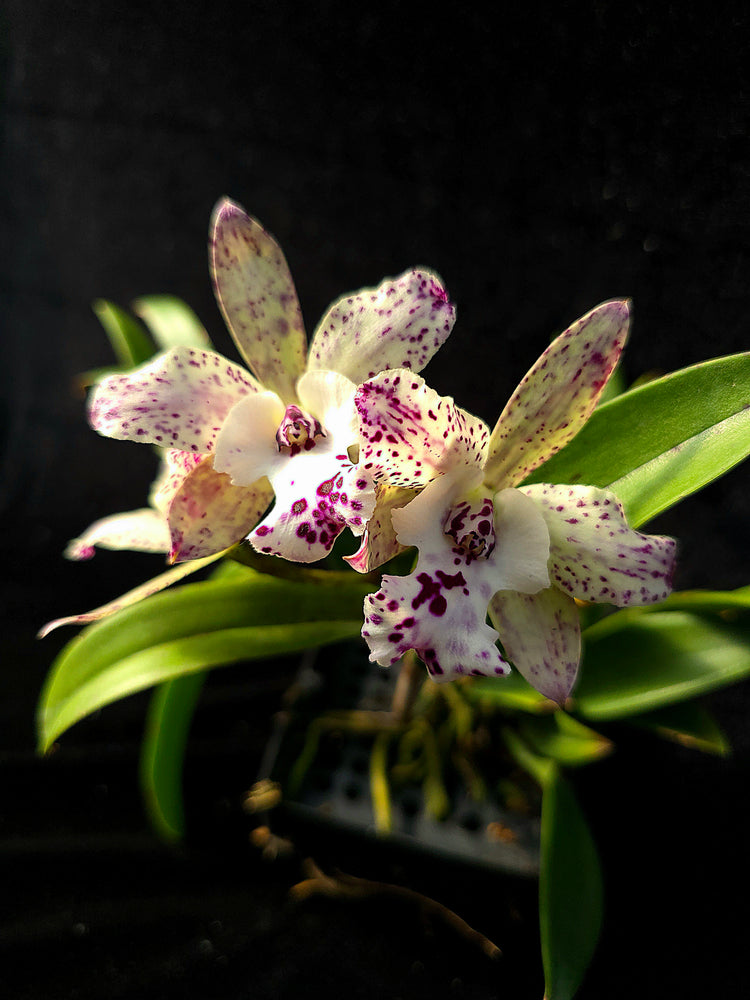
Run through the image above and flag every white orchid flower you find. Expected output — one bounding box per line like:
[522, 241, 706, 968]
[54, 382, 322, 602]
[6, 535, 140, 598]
[88, 199, 456, 563]
[354, 299, 677, 703]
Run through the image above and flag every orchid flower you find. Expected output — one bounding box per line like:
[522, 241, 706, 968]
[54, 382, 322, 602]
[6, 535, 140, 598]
[354, 300, 677, 703]
[89, 200, 456, 563]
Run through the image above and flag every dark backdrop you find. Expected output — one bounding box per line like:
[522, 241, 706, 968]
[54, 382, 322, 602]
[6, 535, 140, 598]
[1, 3, 749, 998]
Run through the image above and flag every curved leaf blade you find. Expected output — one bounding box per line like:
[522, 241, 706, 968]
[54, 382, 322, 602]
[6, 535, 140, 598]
[41, 620, 362, 751]
[519, 714, 613, 768]
[608, 406, 750, 527]
[540, 767, 603, 1000]
[92, 299, 156, 369]
[140, 671, 207, 842]
[628, 701, 731, 756]
[38, 572, 372, 750]
[575, 611, 750, 720]
[522, 352, 750, 526]
[132, 295, 211, 351]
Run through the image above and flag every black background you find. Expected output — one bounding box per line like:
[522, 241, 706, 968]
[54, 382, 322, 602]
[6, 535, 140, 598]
[1, 3, 749, 997]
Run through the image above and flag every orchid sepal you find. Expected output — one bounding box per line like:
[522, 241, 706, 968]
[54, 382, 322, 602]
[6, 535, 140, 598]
[308, 268, 456, 386]
[210, 198, 307, 404]
[88, 346, 261, 454]
[483, 299, 630, 490]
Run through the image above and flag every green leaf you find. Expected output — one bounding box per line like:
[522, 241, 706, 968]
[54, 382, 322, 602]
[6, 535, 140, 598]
[519, 713, 613, 767]
[92, 299, 156, 369]
[522, 352, 750, 526]
[140, 671, 207, 842]
[658, 585, 750, 616]
[575, 611, 750, 720]
[132, 295, 211, 351]
[540, 767, 603, 1000]
[467, 671, 553, 714]
[38, 572, 372, 751]
[500, 726, 556, 787]
[628, 701, 731, 756]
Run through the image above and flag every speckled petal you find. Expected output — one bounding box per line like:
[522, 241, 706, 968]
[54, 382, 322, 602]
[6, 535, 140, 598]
[362, 474, 550, 680]
[307, 269, 456, 384]
[167, 455, 274, 562]
[213, 391, 287, 487]
[64, 509, 170, 560]
[522, 484, 677, 606]
[362, 476, 508, 679]
[249, 441, 376, 562]
[362, 567, 510, 680]
[344, 484, 418, 573]
[89, 347, 261, 453]
[150, 449, 204, 517]
[356, 371, 489, 488]
[488, 587, 581, 704]
[484, 299, 630, 490]
[297, 369, 358, 442]
[210, 199, 307, 403]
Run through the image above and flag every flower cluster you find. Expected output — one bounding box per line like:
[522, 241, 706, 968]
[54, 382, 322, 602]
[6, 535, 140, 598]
[79, 199, 676, 704]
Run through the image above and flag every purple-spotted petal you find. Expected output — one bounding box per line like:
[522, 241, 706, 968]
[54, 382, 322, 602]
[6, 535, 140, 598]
[210, 199, 307, 403]
[356, 371, 489, 488]
[362, 475, 549, 681]
[150, 449, 204, 516]
[249, 441, 376, 562]
[488, 587, 581, 704]
[344, 484, 418, 573]
[307, 269, 456, 384]
[522, 484, 676, 607]
[363, 567, 511, 681]
[167, 456, 274, 562]
[64, 509, 170, 560]
[213, 391, 286, 486]
[89, 346, 260, 453]
[484, 299, 630, 490]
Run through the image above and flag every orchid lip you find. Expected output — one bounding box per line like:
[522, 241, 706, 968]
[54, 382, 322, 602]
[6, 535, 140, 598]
[275, 404, 325, 454]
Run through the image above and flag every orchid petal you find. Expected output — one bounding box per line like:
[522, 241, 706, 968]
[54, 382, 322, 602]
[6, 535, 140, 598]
[64, 509, 170, 560]
[297, 369, 358, 442]
[308, 269, 456, 384]
[213, 391, 286, 487]
[150, 449, 204, 517]
[210, 198, 306, 403]
[344, 484, 418, 573]
[363, 563, 510, 680]
[522, 484, 676, 607]
[484, 299, 630, 490]
[89, 347, 260, 454]
[488, 587, 581, 704]
[490, 488, 552, 594]
[249, 441, 376, 562]
[356, 371, 489, 488]
[166, 456, 274, 562]
[362, 475, 549, 680]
